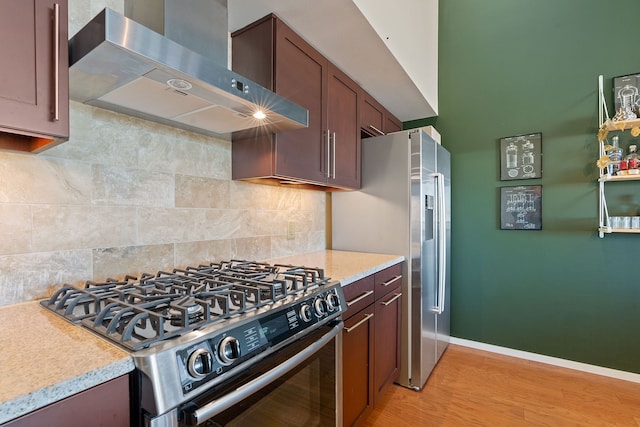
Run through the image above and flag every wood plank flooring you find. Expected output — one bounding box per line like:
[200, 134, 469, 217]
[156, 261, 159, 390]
[361, 344, 640, 426]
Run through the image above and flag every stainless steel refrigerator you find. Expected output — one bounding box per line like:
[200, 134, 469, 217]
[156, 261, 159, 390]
[332, 127, 450, 390]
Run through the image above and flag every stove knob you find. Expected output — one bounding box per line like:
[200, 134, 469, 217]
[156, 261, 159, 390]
[314, 298, 327, 317]
[326, 292, 340, 311]
[218, 336, 241, 366]
[300, 304, 313, 322]
[188, 348, 214, 379]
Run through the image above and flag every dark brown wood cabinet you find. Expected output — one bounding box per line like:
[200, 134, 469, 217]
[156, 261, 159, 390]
[4, 375, 130, 427]
[231, 14, 360, 190]
[360, 91, 385, 137]
[385, 113, 403, 134]
[327, 64, 360, 189]
[341, 262, 403, 426]
[343, 304, 375, 427]
[0, 0, 69, 153]
[373, 263, 403, 401]
[360, 89, 401, 137]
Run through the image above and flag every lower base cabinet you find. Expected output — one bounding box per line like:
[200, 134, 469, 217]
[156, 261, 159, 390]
[342, 263, 402, 426]
[374, 285, 402, 401]
[343, 306, 375, 426]
[4, 375, 130, 427]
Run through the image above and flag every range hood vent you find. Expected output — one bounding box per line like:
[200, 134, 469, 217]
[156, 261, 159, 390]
[68, 7, 308, 137]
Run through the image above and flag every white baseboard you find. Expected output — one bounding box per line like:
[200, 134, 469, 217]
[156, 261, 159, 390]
[450, 337, 640, 384]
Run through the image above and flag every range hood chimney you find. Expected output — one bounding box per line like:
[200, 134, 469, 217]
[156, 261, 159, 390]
[68, 0, 308, 137]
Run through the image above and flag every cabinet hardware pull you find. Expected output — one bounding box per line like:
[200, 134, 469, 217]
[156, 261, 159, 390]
[368, 124, 385, 136]
[326, 130, 331, 178]
[53, 3, 60, 121]
[332, 132, 336, 179]
[346, 290, 374, 306]
[344, 313, 373, 333]
[380, 293, 402, 306]
[381, 275, 401, 287]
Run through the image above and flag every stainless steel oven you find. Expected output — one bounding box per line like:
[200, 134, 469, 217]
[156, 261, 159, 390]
[178, 322, 342, 426]
[41, 260, 345, 427]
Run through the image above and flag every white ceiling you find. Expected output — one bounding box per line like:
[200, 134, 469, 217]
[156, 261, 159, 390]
[228, 0, 438, 122]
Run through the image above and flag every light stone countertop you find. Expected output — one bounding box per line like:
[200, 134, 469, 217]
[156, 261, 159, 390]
[0, 250, 401, 424]
[0, 301, 134, 425]
[266, 249, 404, 286]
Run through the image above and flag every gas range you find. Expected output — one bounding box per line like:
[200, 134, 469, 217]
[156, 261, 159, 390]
[41, 260, 339, 351]
[40, 260, 345, 425]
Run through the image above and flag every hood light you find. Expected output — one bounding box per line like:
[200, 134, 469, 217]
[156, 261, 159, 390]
[253, 111, 267, 120]
[167, 78, 193, 91]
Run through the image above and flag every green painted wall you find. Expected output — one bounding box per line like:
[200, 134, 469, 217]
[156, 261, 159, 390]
[412, 0, 640, 373]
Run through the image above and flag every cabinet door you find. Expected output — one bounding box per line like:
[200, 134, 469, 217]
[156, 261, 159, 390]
[361, 92, 385, 137]
[4, 375, 130, 427]
[374, 287, 402, 402]
[0, 0, 69, 151]
[327, 64, 360, 189]
[385, 112, 402, 134]
[273, 20, 328, 184]
[342, 306, 375, 427]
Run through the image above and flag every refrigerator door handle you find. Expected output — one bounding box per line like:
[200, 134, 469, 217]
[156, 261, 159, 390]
[435, 172, 447, 315]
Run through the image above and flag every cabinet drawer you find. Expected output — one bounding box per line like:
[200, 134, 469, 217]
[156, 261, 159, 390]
[374, 263, 403, 300]
[342, 275, 375, 320]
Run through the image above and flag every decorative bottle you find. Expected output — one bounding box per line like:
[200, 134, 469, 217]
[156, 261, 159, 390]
[625, 144, 639, 174]
[608, 136, 623, 176]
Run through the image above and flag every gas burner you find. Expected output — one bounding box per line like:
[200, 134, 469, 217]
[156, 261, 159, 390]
[166, 296, 206, 326]
[40, 259, 336, 351]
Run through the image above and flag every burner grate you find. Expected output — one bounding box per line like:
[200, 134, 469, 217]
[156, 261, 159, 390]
[40, 260, 332, 350]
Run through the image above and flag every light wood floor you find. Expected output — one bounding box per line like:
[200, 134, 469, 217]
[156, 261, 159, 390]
[361, 344, 640, 426]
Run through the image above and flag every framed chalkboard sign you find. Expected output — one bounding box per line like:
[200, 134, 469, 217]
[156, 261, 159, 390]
[499, 133, 542, 180]
[500, 185, 542, 230]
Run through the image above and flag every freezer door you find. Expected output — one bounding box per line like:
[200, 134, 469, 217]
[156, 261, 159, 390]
[410, 129, 438, 389]
[435, 142, 451, 362]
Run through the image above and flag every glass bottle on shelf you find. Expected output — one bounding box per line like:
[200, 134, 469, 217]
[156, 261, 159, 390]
[607, 135, 623, 176]
[625, 144, 640, 174]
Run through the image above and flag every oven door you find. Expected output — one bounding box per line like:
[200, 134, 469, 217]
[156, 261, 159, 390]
[179, 322, 343, 427]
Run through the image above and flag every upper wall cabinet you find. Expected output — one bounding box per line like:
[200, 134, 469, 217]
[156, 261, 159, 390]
[360, 90, 401, 138]
[231, 14, 360, 190]
[385, 111, 402, 134]
[327, 63, 360, 189]
[0, 0, 69, 153]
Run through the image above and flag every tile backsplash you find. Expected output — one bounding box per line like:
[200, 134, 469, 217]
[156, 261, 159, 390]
[0, 1, 326, 306]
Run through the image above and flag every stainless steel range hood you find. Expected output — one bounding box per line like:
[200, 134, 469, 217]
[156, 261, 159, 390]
[68, 2, 308, 137]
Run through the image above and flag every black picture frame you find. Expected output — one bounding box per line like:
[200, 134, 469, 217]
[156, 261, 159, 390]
[499, 133, 542, 180]
[500, 185, 542, 230]
[612, 73, 640, 116]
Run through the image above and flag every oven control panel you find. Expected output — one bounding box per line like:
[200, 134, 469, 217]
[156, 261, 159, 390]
[176, 286, 344, 394]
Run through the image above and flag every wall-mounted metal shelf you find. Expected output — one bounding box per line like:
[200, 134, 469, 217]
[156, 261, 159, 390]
[597, 75, 640, 237]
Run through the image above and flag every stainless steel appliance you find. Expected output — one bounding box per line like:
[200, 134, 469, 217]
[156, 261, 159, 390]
[68, 0, 308, 137]
[41, 260, 344, 426]
[332, 127, 450, 390]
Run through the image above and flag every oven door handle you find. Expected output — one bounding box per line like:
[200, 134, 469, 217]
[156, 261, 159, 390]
[187, 322, 343, 426]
